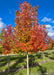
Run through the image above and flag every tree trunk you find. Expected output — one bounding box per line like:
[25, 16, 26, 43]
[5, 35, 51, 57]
[8, 55, 10, 73]
[42, 52, 45, 62]
[0, 57, 1, 66]
[27, 52, 29, 75]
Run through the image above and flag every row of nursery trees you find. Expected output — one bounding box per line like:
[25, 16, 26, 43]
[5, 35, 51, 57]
[0, 1, 54, 75]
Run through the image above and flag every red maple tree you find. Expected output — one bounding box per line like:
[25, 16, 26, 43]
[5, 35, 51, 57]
[0, 24, 14, 54]
[13, 1, 49, 75]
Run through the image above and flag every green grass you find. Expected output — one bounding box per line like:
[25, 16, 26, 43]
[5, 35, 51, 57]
[42, 60, 54, 73]
[7, 60, 54, 75]
[0, 51, 54, 75]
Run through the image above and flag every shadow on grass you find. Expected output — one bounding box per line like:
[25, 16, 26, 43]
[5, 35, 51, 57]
[0, 56, 17, 67]
[29, 54, 47, 75]
[0, 55, 26, 75]
[29, 62, 47, 75]
[37, 64, 47, 75]
[49, 56, 54, 59]
[0, 55, 25, 67]
[0, 56, 8, 67]
[0, 54, 47, 75]
[48, 52, 54, 60]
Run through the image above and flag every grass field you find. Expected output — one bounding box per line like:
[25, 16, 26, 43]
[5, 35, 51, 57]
[0, 51, 54, 75]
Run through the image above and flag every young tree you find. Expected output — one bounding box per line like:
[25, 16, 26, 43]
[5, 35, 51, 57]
[0, 30, 4, 66]
[13, 1, 49, 75]
[0, 30, 4, 54]
[0, 44, 2, 66]
[0, 24, 14, 72]
[48, 37, 54, 50]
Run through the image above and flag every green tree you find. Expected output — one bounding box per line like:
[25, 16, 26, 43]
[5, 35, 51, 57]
[0, 30, 4, 41]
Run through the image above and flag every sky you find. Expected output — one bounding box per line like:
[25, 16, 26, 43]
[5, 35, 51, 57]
[0, 0, 54, 39]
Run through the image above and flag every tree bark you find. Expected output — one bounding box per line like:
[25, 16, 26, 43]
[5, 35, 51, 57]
[0, 57, 1, 66]
[42, 52, 45, 62]
[8, 55, 10, 73]
[27, 52, 29, 75]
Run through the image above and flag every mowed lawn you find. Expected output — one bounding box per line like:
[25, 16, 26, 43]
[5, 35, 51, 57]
[0, 51, 54, 75]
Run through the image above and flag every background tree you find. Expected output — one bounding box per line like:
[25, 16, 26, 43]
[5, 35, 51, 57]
[48, 37, 54, 50]
[0, 30, 4, 66]
[0, 24, 14, 72]
[0, 30, 4, 54]
[0, 30, 4, 41]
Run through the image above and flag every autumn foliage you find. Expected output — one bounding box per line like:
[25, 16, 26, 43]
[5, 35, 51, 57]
[12, 1, 49, 54]
[0, 1, 49, 55]
[0, 25, 14, 54]
[48, 37, 54, 50]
